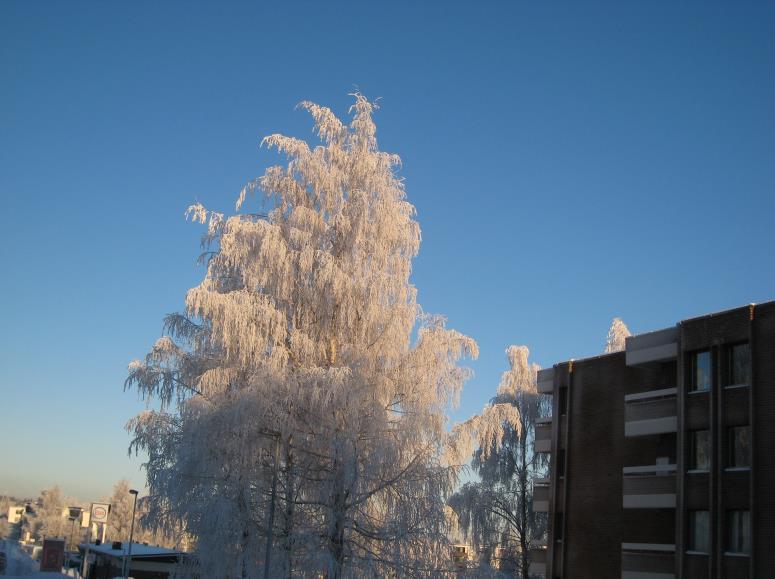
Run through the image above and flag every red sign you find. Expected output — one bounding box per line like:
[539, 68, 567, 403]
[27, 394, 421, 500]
[40, 538, 65, 572]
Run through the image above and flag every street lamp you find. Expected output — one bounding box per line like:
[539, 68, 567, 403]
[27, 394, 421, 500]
[67, 507, 83, 566]
[122, 489, 139, 579]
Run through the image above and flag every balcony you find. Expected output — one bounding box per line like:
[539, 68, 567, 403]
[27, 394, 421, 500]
[621, 543, 675, 579]
[537, 367, 554, 394]
[529, 543, 547, 577]
[533, 478, 550, 512]
[535, 420, 552, 453]
[623, 464, 676, 509]
[625, 326, 678, 366]
[624, 388, 677, 437]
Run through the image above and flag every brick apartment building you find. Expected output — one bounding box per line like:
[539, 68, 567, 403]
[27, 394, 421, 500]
[529, 301, 775, 579]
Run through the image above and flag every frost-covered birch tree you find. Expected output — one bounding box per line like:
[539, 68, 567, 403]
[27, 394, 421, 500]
[23, 487, 68, 542]
[126, 95, 477, 578]
[449, 346, 548, 578]
[106, 479, 135, 542]
[604, 317, 631, 353]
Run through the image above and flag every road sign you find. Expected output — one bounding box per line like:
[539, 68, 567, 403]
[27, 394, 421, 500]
[90, 502, 110, 524]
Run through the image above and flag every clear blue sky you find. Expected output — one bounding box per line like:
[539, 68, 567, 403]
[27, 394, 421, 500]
[1, 1, 773, 501]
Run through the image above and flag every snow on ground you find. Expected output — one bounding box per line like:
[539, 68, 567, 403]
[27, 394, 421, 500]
[0, 539, 74, 577]
[1, 539, 38, 576]
[1, 539, 82, 578]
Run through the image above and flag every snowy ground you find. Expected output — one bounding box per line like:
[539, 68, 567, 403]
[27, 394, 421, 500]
[1, 539, 36, 576]
[0, 539, 69, 578]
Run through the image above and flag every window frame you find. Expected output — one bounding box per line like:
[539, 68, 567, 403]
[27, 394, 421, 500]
[725, 342, 751, 388]
[727, 425, 751, 470]
[558, 387, 568, 415]
[689, 429, 711, 472]
[689, 350, 712, 393]
[556, 449, 566, 478]
[687, 510, 710, 554]
[726, 510, 751, 555]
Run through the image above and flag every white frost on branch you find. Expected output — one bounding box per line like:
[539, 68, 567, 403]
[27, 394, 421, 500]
[450, 403, 522, 464]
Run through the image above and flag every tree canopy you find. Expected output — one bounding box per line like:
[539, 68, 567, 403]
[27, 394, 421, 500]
[126, 95, 477, 578]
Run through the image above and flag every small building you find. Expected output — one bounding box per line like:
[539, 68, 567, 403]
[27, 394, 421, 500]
[7, 505, 25, 524]
[79, 541, 187, 579]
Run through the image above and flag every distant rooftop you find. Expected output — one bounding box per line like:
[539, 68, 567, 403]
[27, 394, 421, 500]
[79, 542, 183, 559]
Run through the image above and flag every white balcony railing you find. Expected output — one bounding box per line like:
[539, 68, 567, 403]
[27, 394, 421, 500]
[533, 482, 550, 512]
[621, 543, 676, 579]
[537, 367, 554, 394]
[623, 464, 676, 509]
[624, 388, 677, 437]
[535, 422, 552, 453]
[625, 327, 678, 366]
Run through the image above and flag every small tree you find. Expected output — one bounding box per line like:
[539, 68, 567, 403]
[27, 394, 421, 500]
[127, 95, 477, 577]
[106, 479, 136, 542]
[604, 317, 631, 353]
[23, 487, 66, 542]
[449, 346, 548, 578]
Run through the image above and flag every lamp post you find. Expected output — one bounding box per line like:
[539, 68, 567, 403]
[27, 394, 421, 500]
[122, 489, 139, 579]
[67, 506, 82, 567]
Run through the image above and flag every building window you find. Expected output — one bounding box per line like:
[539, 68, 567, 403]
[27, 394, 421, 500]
[727, 510, 751, 554]
[727, 343, 751, 387]
[690, 350, 711, 392]
[556, 449, 566, 477]
[728, 426, 751, 468]
[690, 430, 710, 471]
[558, 387, 568, 415]
[555, 512, 564, 539]
[688, 510, 710, 553]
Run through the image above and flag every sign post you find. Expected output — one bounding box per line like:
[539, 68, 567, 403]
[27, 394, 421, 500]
[90, 503, 110, 544]
[83, 502, 110, 577]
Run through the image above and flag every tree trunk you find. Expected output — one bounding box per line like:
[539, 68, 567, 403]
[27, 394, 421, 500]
[281, 436, 294, 579]
[519, 428, 529, 579]
[327, 448, 347, 579]
[328, 495, 346, 579]
[264, 438, 281, 579]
